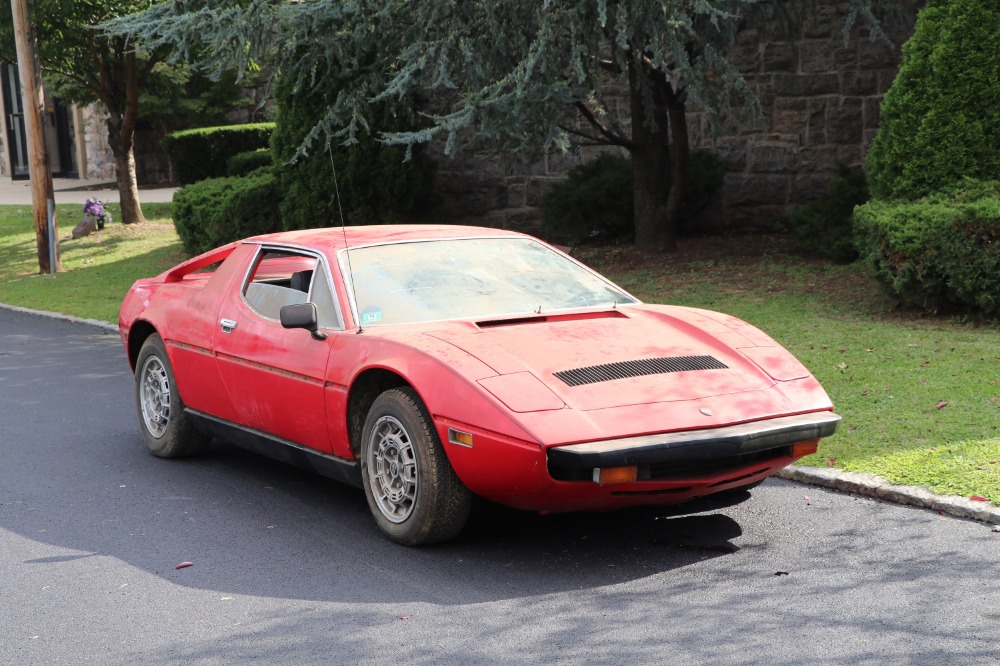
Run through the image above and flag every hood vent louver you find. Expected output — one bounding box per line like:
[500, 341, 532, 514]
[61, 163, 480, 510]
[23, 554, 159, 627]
[554, 355, 729, 387]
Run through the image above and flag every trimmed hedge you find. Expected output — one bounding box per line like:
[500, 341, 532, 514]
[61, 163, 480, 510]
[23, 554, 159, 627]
[172, 170, 282, 256]
[226, 149, 273, 177]
[853, 179, 1000, 315]
[164, 123, 275, 184]
[788, 163, 868, 263]
[542, 150, 725, 243]
[866, 0, 1000, 200]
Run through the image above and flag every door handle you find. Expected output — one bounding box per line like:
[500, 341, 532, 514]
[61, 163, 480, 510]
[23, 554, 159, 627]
[220, 318, 237, 333]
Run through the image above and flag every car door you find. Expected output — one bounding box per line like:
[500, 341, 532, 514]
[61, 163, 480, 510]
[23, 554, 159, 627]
[214, 245, 345, 453]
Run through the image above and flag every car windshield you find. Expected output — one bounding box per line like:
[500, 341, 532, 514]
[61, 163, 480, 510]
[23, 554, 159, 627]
[340, 237, 637, 326]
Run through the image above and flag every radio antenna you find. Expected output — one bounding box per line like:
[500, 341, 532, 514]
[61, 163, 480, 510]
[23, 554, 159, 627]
[328, 141, 363, 334]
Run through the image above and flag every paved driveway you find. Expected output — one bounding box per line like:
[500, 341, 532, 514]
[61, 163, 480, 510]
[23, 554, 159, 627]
[1, 308, 998, 665]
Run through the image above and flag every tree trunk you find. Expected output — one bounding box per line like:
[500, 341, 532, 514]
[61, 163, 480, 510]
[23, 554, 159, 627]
[108, 121, 145, 225]
[628, 57, 674, 252]
[664, 84, 690, 242]
[109, 48, 145, 225]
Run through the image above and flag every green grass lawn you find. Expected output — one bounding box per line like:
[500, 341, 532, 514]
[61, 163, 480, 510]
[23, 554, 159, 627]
[0, 202, 186, 323]
[1, 207, 997, 505]
[580, 241, 1000, 505]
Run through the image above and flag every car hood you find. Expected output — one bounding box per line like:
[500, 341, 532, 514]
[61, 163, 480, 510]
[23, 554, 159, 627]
[426, 307, 776, 413]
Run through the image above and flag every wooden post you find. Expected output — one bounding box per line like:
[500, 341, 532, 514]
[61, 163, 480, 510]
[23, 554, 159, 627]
[10, 0, 60, 274]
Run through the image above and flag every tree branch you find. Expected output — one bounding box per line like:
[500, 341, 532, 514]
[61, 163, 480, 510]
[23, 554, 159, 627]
[574, 101, 634, 150]
[39, 65, 96, 92]
[558, 123, 617, 146]
[140, 48, 167, 79]
[89, 31, 119, 116]
[598, 58, 621, 74]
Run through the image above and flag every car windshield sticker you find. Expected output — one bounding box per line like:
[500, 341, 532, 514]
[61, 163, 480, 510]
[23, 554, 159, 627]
[361, 308, 383, 325]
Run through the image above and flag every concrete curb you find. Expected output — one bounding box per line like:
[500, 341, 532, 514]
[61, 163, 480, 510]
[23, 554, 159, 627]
[1, 302, 997, 527]
[777, 466, 1000, 525]
[0, 302, 118, 334]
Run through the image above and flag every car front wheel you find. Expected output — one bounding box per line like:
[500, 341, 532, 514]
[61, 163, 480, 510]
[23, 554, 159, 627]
[134, 333, 210, 458]
[360, 387, 472, 545]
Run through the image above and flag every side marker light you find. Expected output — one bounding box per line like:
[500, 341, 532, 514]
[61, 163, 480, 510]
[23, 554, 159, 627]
[448, 429, 474, 448]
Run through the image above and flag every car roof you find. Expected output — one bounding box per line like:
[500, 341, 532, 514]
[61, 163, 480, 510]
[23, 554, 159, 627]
[245, 224, 528, 253]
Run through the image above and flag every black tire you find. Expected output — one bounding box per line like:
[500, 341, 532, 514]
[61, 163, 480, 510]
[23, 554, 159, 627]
[134, 333, 211, 458]
[360, 387, 472, 545]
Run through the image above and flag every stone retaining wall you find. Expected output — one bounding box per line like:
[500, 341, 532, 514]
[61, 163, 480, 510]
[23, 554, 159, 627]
[434, 2, 918, 232]
[694, 2, 915, 227]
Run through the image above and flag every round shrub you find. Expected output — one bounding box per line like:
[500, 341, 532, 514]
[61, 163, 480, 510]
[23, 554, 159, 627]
[853, 179, 1000, 315]
[866, 0, 1000, 200]
[542, 153, 634, 243]
[226, 149, 273, 177]
[172, 171, 282, 256]
[542, 150, 725, 243]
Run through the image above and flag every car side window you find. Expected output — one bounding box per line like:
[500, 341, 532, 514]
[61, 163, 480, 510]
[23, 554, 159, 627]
[310, 261, 343, 329]
[243, 248, 342, 329]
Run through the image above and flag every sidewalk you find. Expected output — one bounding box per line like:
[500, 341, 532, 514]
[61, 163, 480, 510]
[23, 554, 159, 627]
[0, 177, 178, 206]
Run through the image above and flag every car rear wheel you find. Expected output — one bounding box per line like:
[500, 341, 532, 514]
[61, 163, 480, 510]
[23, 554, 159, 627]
[361, 387, 472, 545]
[134, 333, 211, 458]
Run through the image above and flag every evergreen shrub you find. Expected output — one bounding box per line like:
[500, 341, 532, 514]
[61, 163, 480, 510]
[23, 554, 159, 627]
[853, 179, 1000, 315]
[542, 153, 633, 242]
[164, 123, 275, 184]
[866, 0, 1000, 200]
[270, 77, 438, 231]
[788, 163, 868, 262]
[542, 150, 725, 243]
[172, 171, 282, 255]
[226, 149, 273, 177]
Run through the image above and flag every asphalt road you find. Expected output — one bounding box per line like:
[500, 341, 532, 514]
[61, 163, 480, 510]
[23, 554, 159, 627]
[1, 308, 998, 665]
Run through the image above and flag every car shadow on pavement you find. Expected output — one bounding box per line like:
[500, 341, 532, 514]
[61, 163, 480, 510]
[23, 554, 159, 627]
[136, 440, 747, 604]
[3, 428, 747, 606]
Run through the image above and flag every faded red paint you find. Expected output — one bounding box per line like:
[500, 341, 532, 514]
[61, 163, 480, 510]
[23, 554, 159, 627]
[119, 225, 837, 514]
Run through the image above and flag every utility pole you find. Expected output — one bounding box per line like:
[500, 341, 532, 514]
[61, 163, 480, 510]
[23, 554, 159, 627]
[10, 0, 60, 274]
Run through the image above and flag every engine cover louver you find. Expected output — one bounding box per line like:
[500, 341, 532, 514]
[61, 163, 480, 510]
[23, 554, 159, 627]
[553, 355, 729, 387]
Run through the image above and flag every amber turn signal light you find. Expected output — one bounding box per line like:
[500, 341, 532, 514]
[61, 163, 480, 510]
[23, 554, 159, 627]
[791, 439, 820, 458]
[448, 428, 474, 448]
[593, 466, 638, 485]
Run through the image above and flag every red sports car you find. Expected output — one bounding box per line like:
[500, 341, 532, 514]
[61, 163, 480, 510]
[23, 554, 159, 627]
[119, 225, 840, 545]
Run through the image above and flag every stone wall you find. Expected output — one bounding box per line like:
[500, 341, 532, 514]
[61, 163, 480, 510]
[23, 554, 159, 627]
[433, 149, 581, 233]
[77, 106, 174, 185]
[433, 3, 917, 232]
[79, 104, 115, 181]
[692, 3, 915, 227]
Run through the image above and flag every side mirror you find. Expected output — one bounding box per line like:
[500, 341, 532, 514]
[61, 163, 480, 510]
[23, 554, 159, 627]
[280, 302, 327, 340]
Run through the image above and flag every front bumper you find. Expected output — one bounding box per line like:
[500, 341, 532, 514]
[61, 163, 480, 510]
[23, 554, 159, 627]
[547, 411, 842, 470]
